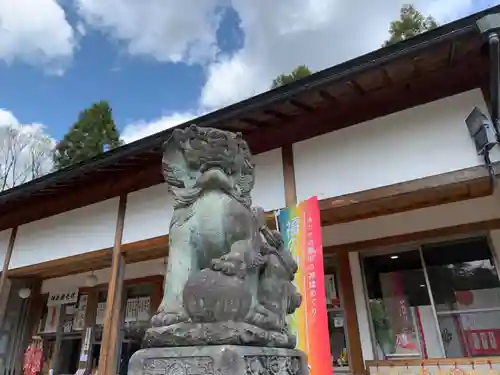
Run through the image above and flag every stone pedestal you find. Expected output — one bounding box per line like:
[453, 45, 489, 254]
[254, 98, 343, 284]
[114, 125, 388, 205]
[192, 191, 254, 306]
[128, 345, 308, 375]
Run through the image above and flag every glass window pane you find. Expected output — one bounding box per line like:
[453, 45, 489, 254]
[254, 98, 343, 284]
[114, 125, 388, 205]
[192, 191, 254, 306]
[119, 283, 154, 375]
[98, 289, 108, 303]
[0, 333, 9, 354]
[325, 273, 341, 309]
[327, 309, 348, 367]
[363, 250, 435, 359]
[124, 284, 153, 331]
[422, 237, 500, 313]
[439, 311, 500, 357]
[324, 256, 351, 369]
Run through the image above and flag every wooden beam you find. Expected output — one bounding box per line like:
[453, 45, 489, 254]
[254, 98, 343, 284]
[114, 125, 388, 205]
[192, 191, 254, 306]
[0, 162, 160, 232]
[337, 252, 364, 375]
[79, 275, 164, 294]
[281, 145, 297, 207]
[98, 195, 127, 375]
[0, 227, 17, 324]
[319, 162, 496, 226]
[247, 57, 487, 154]
[7, 213, 275, 280]
[8, 248, 112, 279]
[325, 217, 500, 254]
[121, 235, 168, 255]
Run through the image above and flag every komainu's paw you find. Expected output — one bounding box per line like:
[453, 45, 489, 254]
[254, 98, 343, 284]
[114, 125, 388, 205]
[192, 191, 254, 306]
[151, 309, 188, 327]
[211, 257, 246, 278]
[245, 304, 282, 332]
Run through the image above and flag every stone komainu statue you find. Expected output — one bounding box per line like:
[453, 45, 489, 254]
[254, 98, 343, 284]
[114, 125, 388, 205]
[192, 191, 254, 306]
[144, 125, 302, 349]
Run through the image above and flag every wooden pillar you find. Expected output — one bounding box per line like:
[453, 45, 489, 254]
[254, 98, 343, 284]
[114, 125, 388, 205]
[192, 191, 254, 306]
[281, 145, 297, 206]
[78, 288, 99, 373]
[0, 227, 17, 325]
[51, 305, 66, 375]
[150, 279, 163, 317]
[337, 252, 365, 375]
[98, 195, 127, 375]
[281, 144, 366, 373]
[21, 280, 43, 340]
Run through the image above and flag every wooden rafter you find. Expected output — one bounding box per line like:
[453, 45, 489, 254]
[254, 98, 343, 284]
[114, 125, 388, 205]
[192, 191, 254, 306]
[240, 117, 267, 127]
[346, 80, 365, 95]
[318, 90, 339, 104]
[263, 109, 290, 121]
[380, 67, 393, 86]
[448, 42, 457, 65]
[289, 99, 315, 113]
[246, 57, 485, 154]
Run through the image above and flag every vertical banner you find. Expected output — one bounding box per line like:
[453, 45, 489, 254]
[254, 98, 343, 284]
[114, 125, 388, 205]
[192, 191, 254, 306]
[277, 196, 332, 375]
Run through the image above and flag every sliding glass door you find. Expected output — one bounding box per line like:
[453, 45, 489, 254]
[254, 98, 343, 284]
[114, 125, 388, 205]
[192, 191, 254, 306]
[362, 236, 500, 360]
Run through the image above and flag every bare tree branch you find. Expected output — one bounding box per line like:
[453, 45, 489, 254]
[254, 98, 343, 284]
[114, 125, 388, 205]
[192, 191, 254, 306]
[0, 124, 54, 191]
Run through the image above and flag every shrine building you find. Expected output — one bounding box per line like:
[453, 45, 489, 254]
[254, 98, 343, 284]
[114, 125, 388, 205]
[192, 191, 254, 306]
[2, 5, 500, 375]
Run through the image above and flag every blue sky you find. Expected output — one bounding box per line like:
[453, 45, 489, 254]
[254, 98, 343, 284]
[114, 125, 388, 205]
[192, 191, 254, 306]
[0, 0, 496, 144]
[0, 3, 243, 141]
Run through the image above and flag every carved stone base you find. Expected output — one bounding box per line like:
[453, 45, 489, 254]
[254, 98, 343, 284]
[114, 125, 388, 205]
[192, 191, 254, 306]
[143, 321, 296, 348]
[128, 346, 308, 375]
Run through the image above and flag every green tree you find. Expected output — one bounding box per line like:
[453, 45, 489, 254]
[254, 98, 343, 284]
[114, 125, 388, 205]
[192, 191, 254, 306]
[271, 65, 313, 89]
[383, 4, 438, 46]
[54, 100, 122, 169]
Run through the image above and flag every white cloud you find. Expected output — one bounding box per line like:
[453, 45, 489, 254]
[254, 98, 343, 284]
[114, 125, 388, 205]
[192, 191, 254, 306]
[425, 0, 474, 21]
[121, 112, 199, 143]
[107, 0, 486, 141]
[0, 109, 55, 191]
[75, 0, 222, 64]
[200, 0, 479, 109]
[0, 109, 20, 127]
[0, 0, 76, 72]
[75, 22, 87, 37]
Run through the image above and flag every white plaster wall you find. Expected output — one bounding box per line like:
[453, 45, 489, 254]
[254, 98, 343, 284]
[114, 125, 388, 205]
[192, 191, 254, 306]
[294, 89, 497, 202]
[11, 198, 119, 269]
[323, 192, 500, 247]
[41, 258, 164, 294]
[489, 229, 500, 269]
[252, 148, 286, 211]
[122, 184, 173, 244]
[0, 229, 11, 271]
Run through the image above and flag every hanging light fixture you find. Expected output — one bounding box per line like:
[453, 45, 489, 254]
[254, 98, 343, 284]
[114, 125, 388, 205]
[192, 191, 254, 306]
[18, 288, 31, 299]
[85, 271, 98, 287]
